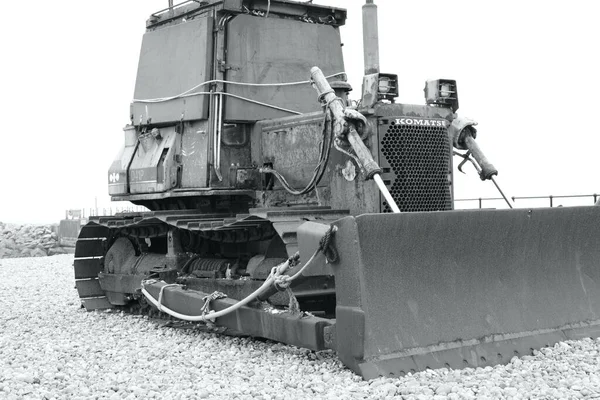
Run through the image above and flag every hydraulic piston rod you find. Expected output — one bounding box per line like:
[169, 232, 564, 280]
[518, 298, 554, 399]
[310, 67, 401, 213]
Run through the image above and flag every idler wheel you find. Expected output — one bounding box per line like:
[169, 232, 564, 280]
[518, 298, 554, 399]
[105, 237, 137, 274]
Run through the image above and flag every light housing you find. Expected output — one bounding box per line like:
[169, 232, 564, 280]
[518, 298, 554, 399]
[361, 72, 399, 108]
[377, 73, 398, 101]
[424, 79, 459, 112]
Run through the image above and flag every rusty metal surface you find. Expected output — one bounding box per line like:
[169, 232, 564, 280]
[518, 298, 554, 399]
[81, 297, 113, 311]
[260, 208, 349, 256]
[224, 15, 344, 121]
[74, 225, 114, 310]
[182, 277, 290, 306]
[132, 16, 213, 124]
[297, 221, 335, 277]
[111, 189, 255, 202]
[374, 103, 455, 120]
[75, 279, 105, 298]
[58, 219, 81, 247]
[180, 120, 210, 189]
[74, 258, 103, 279]
[357, 324, 600, 378]
[257, 113, 327, 190]
[144, 280, 333, 350]
[108, 126, 138, 196]
[91, 213, 277, 244]
[74, 205, 340, 309]
[74, 239, 105, 258]
[211, 129, 253, 189]
[225, 0, 347, 24]
[98, 273, 147, 294]
[331, 206, 600, 379]
[129, 128, 178, 194]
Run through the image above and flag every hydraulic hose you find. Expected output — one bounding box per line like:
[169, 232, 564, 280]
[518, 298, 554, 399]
[141, 278, 274, 322]
[140, 253, 307, 322]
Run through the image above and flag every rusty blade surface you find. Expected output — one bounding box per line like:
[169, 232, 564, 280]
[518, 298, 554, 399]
[330, 206, 600, 379]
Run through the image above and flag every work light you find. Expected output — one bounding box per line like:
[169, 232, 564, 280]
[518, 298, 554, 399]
[424, 79, 459, 112]
[377, 73, 398, 101]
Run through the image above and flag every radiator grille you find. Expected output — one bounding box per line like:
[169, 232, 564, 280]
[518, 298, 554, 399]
[379, 119, 452, 212]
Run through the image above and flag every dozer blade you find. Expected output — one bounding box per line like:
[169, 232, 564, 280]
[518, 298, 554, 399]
[330, 206, 600, 379]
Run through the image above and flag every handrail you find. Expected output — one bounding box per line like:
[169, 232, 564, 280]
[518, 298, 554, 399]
[152, 0, 209, 17]
[71, 193, 598, 218]
[455, 193, 599, 209]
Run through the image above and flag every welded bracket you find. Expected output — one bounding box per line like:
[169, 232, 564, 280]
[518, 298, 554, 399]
[166, 229, 186, 269]
[324, 324, 336, 350]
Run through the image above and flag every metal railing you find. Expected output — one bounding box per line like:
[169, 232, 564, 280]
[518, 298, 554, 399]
[454, 193, 599, 209]
[64, 205, 149, 220]
[64, 193, 598, 220]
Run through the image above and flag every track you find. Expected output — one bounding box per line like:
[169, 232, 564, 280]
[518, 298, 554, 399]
[74, 223, 112, 310]
[73, 207, 348, 311]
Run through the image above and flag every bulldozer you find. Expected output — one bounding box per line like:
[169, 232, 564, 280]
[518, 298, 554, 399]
[75, 0, 600, 380]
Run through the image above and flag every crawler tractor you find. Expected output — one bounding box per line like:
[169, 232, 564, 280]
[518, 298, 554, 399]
[75, 0, 600, 379]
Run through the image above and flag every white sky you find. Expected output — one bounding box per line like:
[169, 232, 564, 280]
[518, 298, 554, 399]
[1, 0, 598, 224]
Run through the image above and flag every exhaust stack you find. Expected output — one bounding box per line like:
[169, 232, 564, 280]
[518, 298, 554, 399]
[362, 0, 380, 75]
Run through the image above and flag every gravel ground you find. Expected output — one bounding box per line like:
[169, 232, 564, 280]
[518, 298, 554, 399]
[2, 255, 600, 399]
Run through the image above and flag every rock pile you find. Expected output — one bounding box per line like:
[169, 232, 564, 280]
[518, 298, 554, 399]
[0, 222, 70, 259]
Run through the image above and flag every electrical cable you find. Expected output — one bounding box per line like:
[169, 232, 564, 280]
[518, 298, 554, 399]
[132, 72, 346, 103]
[133, 91, 302, 115]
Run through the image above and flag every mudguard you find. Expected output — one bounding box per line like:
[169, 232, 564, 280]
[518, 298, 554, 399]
[330, 206, 600, 379]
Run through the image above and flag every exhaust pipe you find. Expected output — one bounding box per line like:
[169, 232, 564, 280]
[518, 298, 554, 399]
[362, 0, 380, 75]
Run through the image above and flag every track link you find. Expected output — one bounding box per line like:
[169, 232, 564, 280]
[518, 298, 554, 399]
[74, 223, 113, 310]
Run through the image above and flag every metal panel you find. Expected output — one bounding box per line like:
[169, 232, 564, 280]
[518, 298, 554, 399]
[331, 206, 600, 379]
[77, 224, 110, 239]
[58, 219, 81, 247]
[129, 128, 178, 194]
[75, 239, 105, 258]
[81, 297, 114, 311]
[108, 126, 138, 195]
[297, 221, 335, 277]
[224, 15, 344, 121]
[181, 121, 209, 188]
[132, 17, 213, 124]
[259, 114, 328, 189]
[74, 258, 103, 279]
[75, 279, 105, 298]
[224, 0, 347, 24]
[98, 273, 147, 294]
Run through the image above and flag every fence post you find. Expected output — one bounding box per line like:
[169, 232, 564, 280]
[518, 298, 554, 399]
[594, 194, 597, 204]
[549, 195, 553, 207]
[478, 198, 482, 209]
